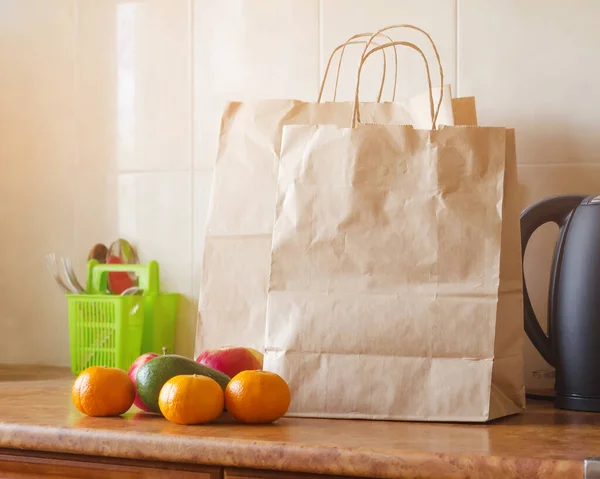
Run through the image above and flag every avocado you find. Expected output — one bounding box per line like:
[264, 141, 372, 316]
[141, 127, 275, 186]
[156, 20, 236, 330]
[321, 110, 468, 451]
[136, 354, 231, 413]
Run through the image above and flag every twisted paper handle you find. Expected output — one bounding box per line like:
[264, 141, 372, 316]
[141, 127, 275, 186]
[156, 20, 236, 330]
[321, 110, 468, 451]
[318, 32, 399, 103]
[359, 25, 445, 127]
[353, 41, 438, 129]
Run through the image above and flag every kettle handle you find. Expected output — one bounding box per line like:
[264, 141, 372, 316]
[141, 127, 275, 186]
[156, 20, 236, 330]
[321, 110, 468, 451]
[521, 195, 586, 366]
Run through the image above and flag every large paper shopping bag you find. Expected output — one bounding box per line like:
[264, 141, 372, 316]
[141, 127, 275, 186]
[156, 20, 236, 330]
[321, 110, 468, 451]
[195, 29, 456, 355]
[263, 40, 524, 422]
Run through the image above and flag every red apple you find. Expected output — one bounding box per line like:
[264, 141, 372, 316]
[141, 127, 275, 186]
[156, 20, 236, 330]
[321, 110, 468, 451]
[195, 346, 263, 378]
[128, 353, 159, 411]
[247, 347, 264, 366]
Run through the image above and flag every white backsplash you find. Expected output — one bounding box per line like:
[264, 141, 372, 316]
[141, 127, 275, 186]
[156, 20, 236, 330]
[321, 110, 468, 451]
[1, 1, 599, 389]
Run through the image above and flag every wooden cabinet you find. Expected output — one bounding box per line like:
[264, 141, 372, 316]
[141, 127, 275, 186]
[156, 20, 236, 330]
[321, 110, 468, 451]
[0, 450, 221, 479]
[0, 451, 371, 479]
[225, 468, 361, 479]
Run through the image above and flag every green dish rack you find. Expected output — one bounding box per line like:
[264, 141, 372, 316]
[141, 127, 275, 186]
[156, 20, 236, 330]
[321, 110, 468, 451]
[67, 260, 178, 375]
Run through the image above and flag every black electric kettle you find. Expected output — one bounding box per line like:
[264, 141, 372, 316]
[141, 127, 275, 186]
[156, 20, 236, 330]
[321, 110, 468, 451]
[521, 194, 600, 412]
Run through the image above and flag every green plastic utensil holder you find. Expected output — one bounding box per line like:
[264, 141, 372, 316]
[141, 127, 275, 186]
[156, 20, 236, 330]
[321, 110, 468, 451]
[67, 260, 178, 375]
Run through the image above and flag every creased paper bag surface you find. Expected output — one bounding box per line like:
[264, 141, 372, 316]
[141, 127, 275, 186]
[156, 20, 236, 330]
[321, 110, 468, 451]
[196, 88, 455, 354]
[263, 124, 525, 422]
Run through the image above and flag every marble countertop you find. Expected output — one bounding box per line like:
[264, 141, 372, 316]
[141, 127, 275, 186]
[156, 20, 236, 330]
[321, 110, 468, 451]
[0, 365, 598, 479]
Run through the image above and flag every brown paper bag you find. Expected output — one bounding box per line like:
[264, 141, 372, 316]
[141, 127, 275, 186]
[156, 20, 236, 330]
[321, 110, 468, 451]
[263, 40, 525, 422]
[195, 31, 456, 355]
[452, 96, 478, 126]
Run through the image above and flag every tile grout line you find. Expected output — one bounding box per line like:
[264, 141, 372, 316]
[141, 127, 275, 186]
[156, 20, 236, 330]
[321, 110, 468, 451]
[72, 0, 80, 267]
[317, 0, 322, 99]
[455, 0, 460, 96]
[189, 0, 196, 339]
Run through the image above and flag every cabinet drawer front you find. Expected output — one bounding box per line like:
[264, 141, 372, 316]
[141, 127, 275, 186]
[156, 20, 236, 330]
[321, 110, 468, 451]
[0, 451, 221, 479]
[226, 468, 368, 479]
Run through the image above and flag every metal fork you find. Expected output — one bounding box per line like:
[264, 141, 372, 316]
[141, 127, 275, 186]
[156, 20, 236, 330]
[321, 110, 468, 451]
[45, 253, 77, 294]
[61, 257, 86, 293]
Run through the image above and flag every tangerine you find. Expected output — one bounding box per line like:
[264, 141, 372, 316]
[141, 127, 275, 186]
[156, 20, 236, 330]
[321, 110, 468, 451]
[225, 370, 290, 424]
[72, 366, 135, 417]
[158, 374, 224, 425]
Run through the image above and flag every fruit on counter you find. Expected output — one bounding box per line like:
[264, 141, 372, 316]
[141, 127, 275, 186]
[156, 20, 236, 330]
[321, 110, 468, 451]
[246, 347, 264, 364]
[225, 370, 290, 424]
[72, 366, 135, 417]
[195, 346, 263, 378]
[136, 354, 231, 414]
[128, 352, 160, 411]
[158, 375, 224, 425]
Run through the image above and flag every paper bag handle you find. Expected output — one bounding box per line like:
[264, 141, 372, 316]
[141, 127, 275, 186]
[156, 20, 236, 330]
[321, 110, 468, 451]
[319, 32, 399, 103]
[360, 24, 445, 125]
[352, 41, 438, 129]
[333, 33, 398, 102]
[319, 37, 394, 103]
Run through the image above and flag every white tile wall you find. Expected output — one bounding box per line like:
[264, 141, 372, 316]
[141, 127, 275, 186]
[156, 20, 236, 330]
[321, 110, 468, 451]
[320, 0, 457, 102]
[193, 0, 320, 169]
[0, 171, 74, 364]
[77, 0, 192, 174]
[1, 1, 599, 388]
[0, 1, 77, 177]
[0, 0, 76, 364]
[458, 0, 600, 164]
[117, 172, 192, 293]
[192, 169, 213, 297]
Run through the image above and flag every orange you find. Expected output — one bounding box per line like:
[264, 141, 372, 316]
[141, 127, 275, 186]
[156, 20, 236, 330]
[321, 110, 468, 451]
[225, 370, 290, 424]
[158, 375, 224, 425]
[72, 366, 135, 417]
